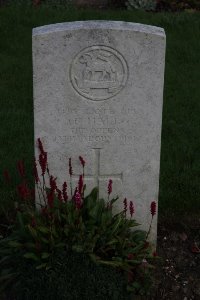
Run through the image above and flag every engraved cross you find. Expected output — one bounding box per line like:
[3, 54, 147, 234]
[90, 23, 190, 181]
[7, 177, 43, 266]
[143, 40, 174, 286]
[72, 148, 123, 195]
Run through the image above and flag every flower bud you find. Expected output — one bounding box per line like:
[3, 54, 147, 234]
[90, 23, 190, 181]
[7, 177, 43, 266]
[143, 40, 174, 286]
[62, 181, 68, 202]
[69, 158, 73, 176]
[129, 201, 134, 217]
[37, 138, 45, 155]
[17, 160, 25, 178]
[78, 174, 83, 194]
[79, 156, 85, 168]
[107, 179, 112, 195]
[150, 201, 156, 217]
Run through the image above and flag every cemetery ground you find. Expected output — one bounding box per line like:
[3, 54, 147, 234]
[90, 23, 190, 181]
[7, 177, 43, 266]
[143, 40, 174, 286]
[0, 212, 200, 299]
[0, 4, 200, 300]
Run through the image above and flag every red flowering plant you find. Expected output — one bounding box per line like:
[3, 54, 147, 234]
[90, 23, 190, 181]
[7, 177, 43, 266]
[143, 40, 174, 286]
[0, 138, 159, 296]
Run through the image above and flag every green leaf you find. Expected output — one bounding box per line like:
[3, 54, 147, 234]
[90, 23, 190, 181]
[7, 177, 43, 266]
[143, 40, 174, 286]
[83, 197, 94, 213]
[127, 285, 136, 292]
[1, 268, 14, 276]
[52, 227, 59, 238]
[61, 213, 68, 220]
[41, 252, 50, 259]
[36, 263, 47, 270]
[8, 241, 22, 248]
[27, 225, 38, 239]
[105, 238, 118, 246]
[17, 211, 25, 230]
[130, 230, 146, 242]
[126, 219, 140, 228]
[0, 236, 14, 245]
[0, 272, 17, 282]
[97, 259, 125, 269]
[110, 196, 119, 206]
[40, 237, 49, 244]
[125, 259, 141, 264]
[72, 244, 84, 253]
[128, 242, 144, 254]
[89, 200, 104, 220]
[89, 253, 100, 264]
[101, 209, 112, 226]
[142, 263, 155, 269]
[37, 226, 49, 234]
[83, 188, 98, 212]
[67, 211, 74, 225]
[88, 187, 98, 202]
[24, 252, 40, 261]
[96, 199, 105, 223]
[24, 242, 36, 249]
[54, 242, 65, 248]
[109, 216, 123, 235]
[132, 282, 141, 289]
[79, 221, 85, 232]
[64, 228, 69, 236]
[0, 256, 10, 265]
[112, 256, 123, 262]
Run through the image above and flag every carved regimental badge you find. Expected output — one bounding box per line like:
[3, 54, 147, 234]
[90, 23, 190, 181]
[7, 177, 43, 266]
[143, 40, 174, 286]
[70, 45, 128, 101]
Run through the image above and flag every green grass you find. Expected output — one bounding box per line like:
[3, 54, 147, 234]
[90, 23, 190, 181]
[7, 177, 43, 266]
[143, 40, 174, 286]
[0, 4, 200, 215]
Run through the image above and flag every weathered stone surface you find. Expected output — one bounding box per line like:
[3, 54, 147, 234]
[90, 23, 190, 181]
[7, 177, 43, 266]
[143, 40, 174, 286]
[32, 21, 166, 243]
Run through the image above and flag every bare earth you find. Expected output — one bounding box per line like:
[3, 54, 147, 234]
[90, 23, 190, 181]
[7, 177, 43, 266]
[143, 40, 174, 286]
[151, 215, 200, 300]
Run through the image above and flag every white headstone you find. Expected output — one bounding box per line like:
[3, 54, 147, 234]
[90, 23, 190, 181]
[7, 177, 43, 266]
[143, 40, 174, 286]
[32, 21, 166, 243]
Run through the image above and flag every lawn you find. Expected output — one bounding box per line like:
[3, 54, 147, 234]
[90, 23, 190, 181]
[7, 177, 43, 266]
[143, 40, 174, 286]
[0, 4, 200, 216]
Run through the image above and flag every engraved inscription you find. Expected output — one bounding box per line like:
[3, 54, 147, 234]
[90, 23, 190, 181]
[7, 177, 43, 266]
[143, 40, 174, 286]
[51, 134, 134, 146]
[70, 46, 128, 101]
[51, 105, 136, 146]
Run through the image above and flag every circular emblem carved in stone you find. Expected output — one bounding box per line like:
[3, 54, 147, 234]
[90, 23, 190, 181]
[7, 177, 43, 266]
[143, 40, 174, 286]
[70, 45, 128, 101]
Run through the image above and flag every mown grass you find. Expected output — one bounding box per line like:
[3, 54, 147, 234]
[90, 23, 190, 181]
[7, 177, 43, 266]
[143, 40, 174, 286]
[0, 4, 200, 216]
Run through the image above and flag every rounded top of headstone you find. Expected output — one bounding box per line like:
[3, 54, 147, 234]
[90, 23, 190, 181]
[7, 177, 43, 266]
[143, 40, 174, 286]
[32, 21, 165, 38]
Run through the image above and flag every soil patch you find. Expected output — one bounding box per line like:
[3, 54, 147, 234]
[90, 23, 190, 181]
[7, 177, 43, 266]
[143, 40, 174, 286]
[151, 214, 200, 300]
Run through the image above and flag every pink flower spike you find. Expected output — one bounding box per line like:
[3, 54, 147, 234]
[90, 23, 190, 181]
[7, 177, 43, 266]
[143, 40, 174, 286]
[62, 181, 68, 202]
[69, 158, 73, 176]
[78, 174, 83, 194]
[47, 190, 54, 208]
[57, 188, 63, 202]
[127, 253, 134, 260]
[49, 176, 57, 192]
[39, 152, 47, 176]
[74, 190, 82, 209]
[37, 138, 45, 155]
[33, 158, 39, 184]
[153, 251, 158, 257]
[123, 198, 127, 212]
[107, 179, 112, 195]
[72, 187, 78, 199]
[150, 201, 156, 217]
[17, 160, 25, 178]
[17, 181, 30, 200]
[79, 156, 85, 168]
[129, 201, 134, 218]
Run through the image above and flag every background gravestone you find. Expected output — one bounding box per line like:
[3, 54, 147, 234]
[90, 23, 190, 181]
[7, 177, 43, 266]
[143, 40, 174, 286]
[32, 21, 166, 243]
